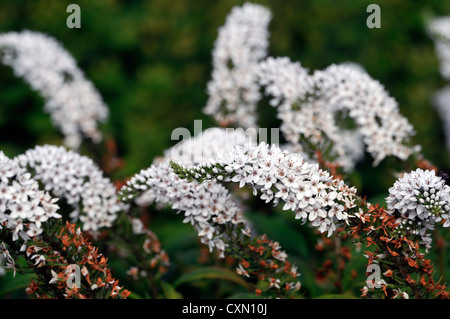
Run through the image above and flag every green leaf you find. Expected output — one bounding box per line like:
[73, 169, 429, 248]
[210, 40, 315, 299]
[246, 211, 310, 259]
[160, 281, 183, 299]
[173, 266, 251, 290]
[154, 220, 198, 253]
[0, 273, 36, 297]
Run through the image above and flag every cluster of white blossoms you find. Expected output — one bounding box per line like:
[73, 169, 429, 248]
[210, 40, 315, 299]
[257, 58, 365, 171]
[119, 162, 245, 257]
[172, 142, 359, 237]
[204, 3, 271, 128]
[386, 168, 450, 248]
[0, 31, 108, 149]
[258, 58, 416, 168]
[257, 57, 312, 109]
[14, 145, 123, 232]
[120, 131, 302, 289]
[205, 4, 417, 170]
[0, 151, 60, 241]
[142, 127, 251, 205]
[122, 127, 250, 256]
[310, 64, 416, 166]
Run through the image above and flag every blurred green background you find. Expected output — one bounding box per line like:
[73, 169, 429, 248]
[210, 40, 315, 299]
[1, 0, 450, 298]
